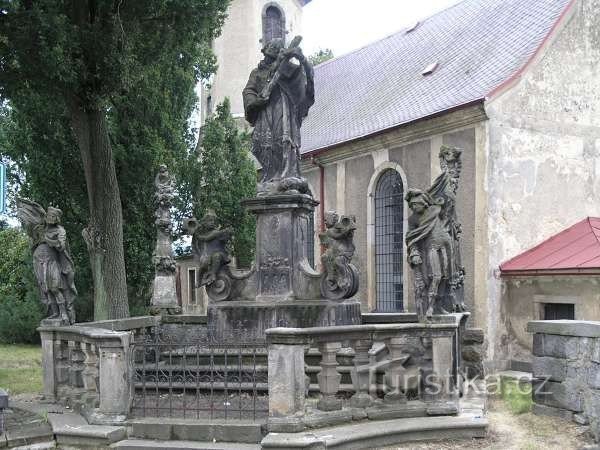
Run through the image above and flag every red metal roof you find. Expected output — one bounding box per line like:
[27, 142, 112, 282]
[500, 217, 600, 276]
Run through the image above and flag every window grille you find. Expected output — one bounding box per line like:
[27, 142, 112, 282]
[375, 170, 404, 312]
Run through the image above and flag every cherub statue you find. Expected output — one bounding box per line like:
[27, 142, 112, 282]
[16, 198, 77, 325]
[186, 210, 232, 287]
[319, 211, 359, 300]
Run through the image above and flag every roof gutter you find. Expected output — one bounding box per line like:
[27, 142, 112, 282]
[300, 99, 485, 161]
[500, 268, 600, 277]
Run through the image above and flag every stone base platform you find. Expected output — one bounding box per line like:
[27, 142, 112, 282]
[207, 300, 362, 340]
[261, 413, 487, 449]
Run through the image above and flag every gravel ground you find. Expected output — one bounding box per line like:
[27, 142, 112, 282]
[376, 398, 593, 450]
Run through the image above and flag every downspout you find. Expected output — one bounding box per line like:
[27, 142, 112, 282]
[310, 157, 326, 253]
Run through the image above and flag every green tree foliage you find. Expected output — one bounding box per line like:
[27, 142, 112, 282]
[0, 228, 43, 343]
[308, 48, 334, 66]
[182, 99, 256, 267]
[0, 0, 229, 319]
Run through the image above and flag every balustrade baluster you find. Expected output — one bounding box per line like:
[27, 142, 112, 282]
[383, 337, 409, 404]
[80, 342, 100, 409]
[317, 342, 342, 411]
[349, 338, 374, 408]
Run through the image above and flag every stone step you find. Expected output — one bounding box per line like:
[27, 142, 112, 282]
[47, 412, 127, 447]
[261, 413, 488, 449]
[111, 439, 260, 450]
[129, 418, 265, 444]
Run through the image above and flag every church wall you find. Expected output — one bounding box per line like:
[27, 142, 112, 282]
[304, 123, 482, 316]
[341, 155, 374, 310]
[485, 0, 600, 367]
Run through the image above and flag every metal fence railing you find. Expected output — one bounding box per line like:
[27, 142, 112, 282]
[131, 326, 268, 421]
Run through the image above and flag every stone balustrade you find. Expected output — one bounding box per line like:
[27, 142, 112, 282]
[38, 316, 160, 425]
[266, 313, 469, 432]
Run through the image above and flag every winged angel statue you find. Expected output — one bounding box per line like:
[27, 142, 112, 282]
[16, 198, 77, 325]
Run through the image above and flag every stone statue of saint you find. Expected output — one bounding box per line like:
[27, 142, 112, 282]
[187, 210, 233, 287]
[243, 36, 315, 196]
[16, 198, 77, 325]
[319, 211, 359, 300]
[405, 145, 467, 319]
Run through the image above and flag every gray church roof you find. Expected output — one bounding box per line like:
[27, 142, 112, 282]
[300, 0, 572, 155]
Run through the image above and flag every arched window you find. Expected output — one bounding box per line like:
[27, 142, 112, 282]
[263, 4, 285, 43]
[375, 169, 404, 312]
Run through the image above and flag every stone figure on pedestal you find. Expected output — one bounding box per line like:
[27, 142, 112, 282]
[16, 198, 77, 325]
[319, 211, 359, 300]
[243, 36, 314, 196]
[184, 211, 254, 303]
[150, 165, 180, 314]
[405, 146, 467, 320]
[186, 210, 232, 287]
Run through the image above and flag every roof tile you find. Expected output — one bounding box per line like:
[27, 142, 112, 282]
[300, 0, 572, 154]
[500, 218, 600, 273]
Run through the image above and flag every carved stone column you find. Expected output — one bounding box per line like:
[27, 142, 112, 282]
[317, 342, 342, 411]
[150, 165, 180, 314]
[349, 338, 374, 408]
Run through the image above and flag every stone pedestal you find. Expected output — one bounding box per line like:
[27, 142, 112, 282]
[242, 194, 319, 301]
[203, 193, 363, 339]
[151, 274, 178, 312]
[207, 300, 361, 340]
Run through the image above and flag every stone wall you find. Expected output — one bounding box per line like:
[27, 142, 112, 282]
[486, 0, 600, 365]
[502, 276, 600, 369]
[528, 320, 600, 440]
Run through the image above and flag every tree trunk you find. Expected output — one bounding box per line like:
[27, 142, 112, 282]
[70, 101, 130, 320]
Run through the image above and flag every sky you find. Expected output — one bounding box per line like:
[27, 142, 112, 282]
[302, 0, 462, 57]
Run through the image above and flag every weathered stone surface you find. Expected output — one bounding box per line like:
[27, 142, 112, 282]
[532, 333, 580, 359]
[533, 380, 582, 412]
[462, 328, 484, 345]
[319, 211, 359, 300]
[405, 146, 467, 319]
[17, 198, 77, 325]
[268, 344, 306, 418]
[262, 413, 487, 449]
[243, 36, 314, 197]
[587, 363, 600, 389]
[170, 421, 263, 443]
[150, 165, 180, 313]
[528, 321, 600, 338]
[591, 339, 600, 364]
[207, 300, 361, 341]
[131, 421, 172, 440]
[462, 345, 482, 363]
[532, 356, 567, 382]
[532, 403, 574, 421]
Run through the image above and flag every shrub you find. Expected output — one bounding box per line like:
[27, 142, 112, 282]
[0, 228, 44, 344]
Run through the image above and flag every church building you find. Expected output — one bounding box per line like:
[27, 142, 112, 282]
[187, 0, 600, 371]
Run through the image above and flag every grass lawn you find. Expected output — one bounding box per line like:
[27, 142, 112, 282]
[0, 344, 42, 395]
